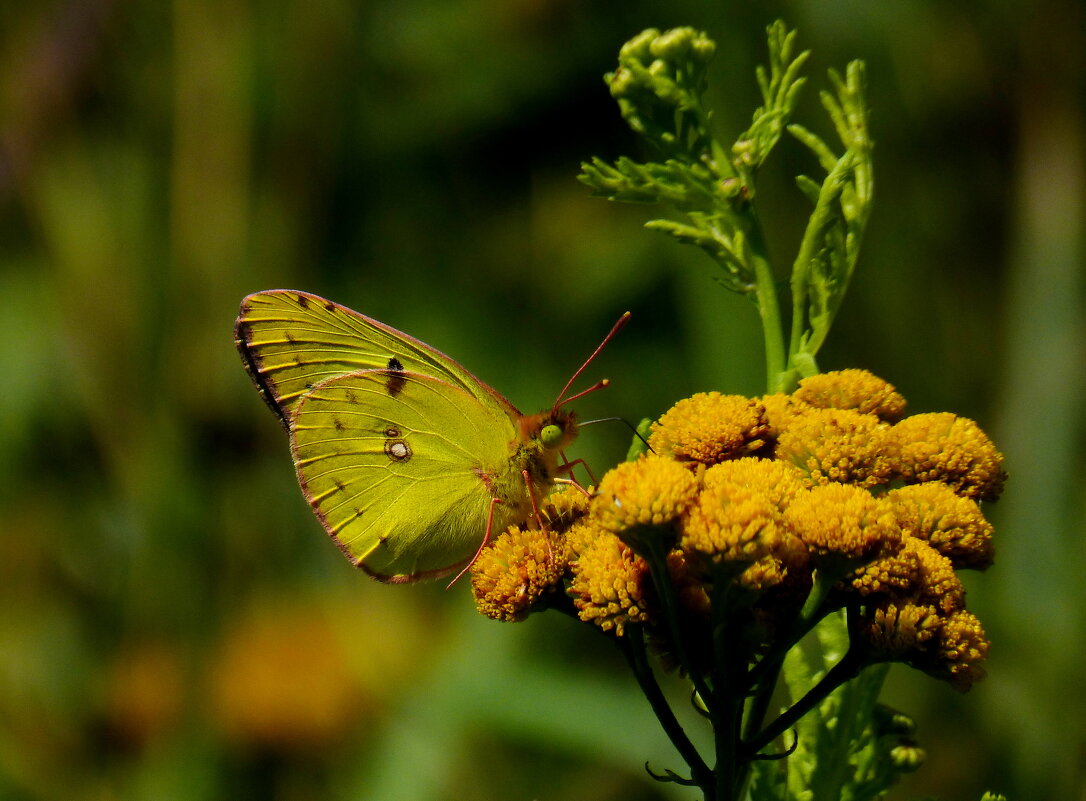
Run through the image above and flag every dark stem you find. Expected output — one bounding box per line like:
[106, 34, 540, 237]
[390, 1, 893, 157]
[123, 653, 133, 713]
[709, 581, 751, 801]
[745, 643, 868, 757]
[741, 661, 780, 744]
[639, 535, 718, 716]
[747, 567, 842, 691]
[619, 625, 715, 797]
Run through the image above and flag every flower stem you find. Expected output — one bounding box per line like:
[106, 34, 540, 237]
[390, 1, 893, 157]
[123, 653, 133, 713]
[620, 624, 715, 795]
[709, 582, 748, 801]
[747, 567, 840, 691]
[745, 641, 867, 757]
[744, 208, 787, 393]
[640, 535, 717, 715]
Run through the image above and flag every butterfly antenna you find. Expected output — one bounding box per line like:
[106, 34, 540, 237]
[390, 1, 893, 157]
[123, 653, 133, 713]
[579, 416, 655, 454]
[553, 312, 631, 411]
[556, 378, 610, 408]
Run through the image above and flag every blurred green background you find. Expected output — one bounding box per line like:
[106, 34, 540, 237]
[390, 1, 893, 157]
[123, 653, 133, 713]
[1, 1, 1083, 799]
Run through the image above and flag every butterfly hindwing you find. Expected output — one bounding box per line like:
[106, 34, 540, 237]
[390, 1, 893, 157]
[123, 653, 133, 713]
[236, 289, 517, 427]
[289, 368, 528, 582]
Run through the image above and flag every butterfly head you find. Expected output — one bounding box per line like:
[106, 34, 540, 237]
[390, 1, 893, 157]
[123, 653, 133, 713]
[521, 408, 579, 452]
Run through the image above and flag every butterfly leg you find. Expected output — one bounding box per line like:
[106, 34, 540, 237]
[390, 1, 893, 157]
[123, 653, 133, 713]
[553, 476, 593, 501]
[556, 453, 595, 499]
[521, 469, 557, 565]
[445, 496, 504, 590]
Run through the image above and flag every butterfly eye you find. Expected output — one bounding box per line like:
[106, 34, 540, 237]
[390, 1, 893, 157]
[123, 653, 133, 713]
[540, 423, 565, 449]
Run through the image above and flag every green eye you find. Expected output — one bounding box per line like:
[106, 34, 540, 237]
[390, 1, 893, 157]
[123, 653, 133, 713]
[540, 423, 564, 448]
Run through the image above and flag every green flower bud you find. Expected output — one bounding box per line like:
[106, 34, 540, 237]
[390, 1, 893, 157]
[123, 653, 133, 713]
[889, 743, 926, 773]
[607, 67, 637, 99]
[648, 27, 716, 65]
[620, 29, 659, 63]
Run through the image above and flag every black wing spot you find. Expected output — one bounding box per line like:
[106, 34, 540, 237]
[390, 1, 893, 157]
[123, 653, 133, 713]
[285, 331, 296, 343]
[384, 439, 412, 462]
[344, 388, 358, 404]
[334, 479, 346, 492]
[324, 300, 336, 312]
[333, 417, 346, 432]
[296, 294, 310, 309]
[384, 426, 401, 438]
[384, 357, 407, 397]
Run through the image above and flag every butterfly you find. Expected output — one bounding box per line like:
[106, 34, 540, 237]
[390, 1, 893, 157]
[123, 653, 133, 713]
[235, 290, 627, 583]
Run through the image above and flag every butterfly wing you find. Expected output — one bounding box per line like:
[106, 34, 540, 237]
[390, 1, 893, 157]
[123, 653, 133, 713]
[236, 289, 518, 428]
[290, 368, 534, 583]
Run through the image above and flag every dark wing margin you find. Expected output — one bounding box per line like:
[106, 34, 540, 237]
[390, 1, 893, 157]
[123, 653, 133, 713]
[235, 298, 291, 429]
[234, 289, 522, 430]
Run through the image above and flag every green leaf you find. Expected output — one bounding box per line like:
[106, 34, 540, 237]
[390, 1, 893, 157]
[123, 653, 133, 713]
[587, 21, 874, 395]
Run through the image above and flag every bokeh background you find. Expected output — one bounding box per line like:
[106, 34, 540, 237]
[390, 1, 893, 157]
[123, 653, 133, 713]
[2, 1, 1083, 799]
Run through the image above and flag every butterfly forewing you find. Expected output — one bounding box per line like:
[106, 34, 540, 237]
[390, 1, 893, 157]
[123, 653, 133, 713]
[236, 290, 517, 426]
[290, 369, 527, 582]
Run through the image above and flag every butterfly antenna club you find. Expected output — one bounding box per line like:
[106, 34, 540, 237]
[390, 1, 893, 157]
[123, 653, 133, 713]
[553, 312, 631, 411]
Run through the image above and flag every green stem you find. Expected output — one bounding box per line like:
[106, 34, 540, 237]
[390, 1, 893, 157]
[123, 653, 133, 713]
[619, 625, 715, 796]
[734, 656, 780, 801]
[741, 660, 780, 743]
[787, 150, 856, 365]
[745, 642, 867, 757]
[743, 208, 786, 393]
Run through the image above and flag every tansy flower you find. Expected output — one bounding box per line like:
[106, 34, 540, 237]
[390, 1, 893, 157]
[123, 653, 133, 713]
[847, 535, 924, 597]
[773, 407, 892, 488]
[794, 369, 907, 422]
[682, 459, 807, 583]
[592, 455, 698, 553]
[863, 603, 989, 692]
[847, 535, 964, 615]
[882, 412, 1006, 501]
[760, 392, 811, 439]
[541, 482, 593, 532]
[886, 483, 994, 569]
[701, 457, 807, 509]
[783, 483, 900, 568]
[930, 609, 989, 691]
[649, 393, 771, 466]
[737, 556, 796, 593]
[471, 526, 566, 622]
[861, 601, 943, 657]
[567, 525, 652, 635]
[907, 538, 965, 615]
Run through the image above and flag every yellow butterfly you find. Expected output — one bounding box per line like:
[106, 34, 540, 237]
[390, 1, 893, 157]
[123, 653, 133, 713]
[235, 290, 626, 583]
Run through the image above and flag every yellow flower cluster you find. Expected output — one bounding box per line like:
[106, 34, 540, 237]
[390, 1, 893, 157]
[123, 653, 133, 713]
[794, 369, 907, 421]
[471, 526, 568, 622]
[565, 523, 653, 636]
[470, 369, 1004, 691]
[649, 393, 771, 465]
